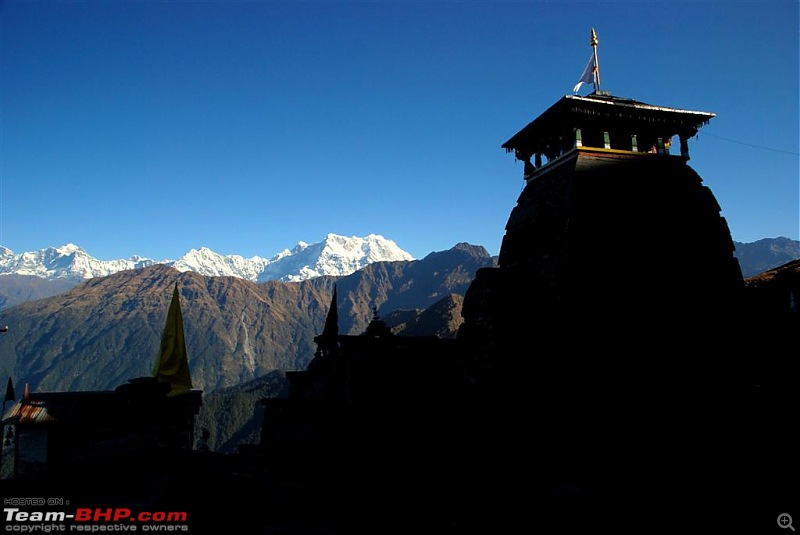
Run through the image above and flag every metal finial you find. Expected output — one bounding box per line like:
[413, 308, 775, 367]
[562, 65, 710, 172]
[590, 28, 598, 47]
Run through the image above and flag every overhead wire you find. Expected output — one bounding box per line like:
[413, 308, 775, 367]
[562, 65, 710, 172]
[699, 131, 799, 156]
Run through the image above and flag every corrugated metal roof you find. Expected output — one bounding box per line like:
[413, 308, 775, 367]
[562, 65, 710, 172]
[2, 390, 117, 425]
[2, 401, 57, 424]
[2, 384, 203, 427]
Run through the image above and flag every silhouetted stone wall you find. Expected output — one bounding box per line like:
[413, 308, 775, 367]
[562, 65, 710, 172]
[461, 150, 745, 354]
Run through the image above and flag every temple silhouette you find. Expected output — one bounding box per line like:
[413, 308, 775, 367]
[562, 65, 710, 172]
[256, 34, 794, 533]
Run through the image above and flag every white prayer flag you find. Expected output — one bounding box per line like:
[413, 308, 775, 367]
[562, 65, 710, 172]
[573, 54, 597, 93]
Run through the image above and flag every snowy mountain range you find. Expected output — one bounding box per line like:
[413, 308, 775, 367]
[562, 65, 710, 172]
[0, 233, 414, 283]
[2, 235, 798, 285]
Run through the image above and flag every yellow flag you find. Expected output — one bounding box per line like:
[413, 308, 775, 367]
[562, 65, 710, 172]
[152, 283, 193, 396]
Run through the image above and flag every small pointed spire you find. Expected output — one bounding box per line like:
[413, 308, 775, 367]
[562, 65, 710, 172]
[322, 284, 339, 339]
[23, 383, 30, 403]
[313, 285, 340, 359]
[153, 282, 193, 396]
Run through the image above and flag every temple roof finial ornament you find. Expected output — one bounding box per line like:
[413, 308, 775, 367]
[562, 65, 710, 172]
[507, 28, 715, 176]
[574, 27, 601, 94]
[364, 303, 392, 338]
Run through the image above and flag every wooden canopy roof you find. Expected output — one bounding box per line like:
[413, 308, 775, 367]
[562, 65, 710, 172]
[502, 92, 715, 157]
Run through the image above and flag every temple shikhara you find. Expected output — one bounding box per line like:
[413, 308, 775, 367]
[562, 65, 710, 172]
[465, 40, 744, 351]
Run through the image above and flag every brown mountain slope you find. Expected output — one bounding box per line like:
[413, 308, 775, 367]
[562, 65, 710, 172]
[0, 245, 496, 393]
[386, 293, 464, 338]
[0, 265, 335, 392]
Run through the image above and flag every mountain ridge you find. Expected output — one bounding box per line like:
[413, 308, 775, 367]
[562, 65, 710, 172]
[2, 235, 795, 282]
[733, 236, 800, 277]
[0, 236, 796, 312]
[0, 233, 413, 284]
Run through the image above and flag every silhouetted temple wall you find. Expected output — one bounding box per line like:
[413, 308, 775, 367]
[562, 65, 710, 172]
[1, 378, 201, 479]
[460, 149, 745, 354]
[452, 148, 757, 522]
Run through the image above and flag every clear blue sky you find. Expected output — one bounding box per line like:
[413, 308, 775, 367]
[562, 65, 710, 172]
[1, 0, 797, 261]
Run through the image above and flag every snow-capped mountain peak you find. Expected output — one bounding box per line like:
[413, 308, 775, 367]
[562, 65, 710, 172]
[258, 233, 413, 282]
[56, 243, 82, 255]
[0, 243, 158, 280]
[171, 247, 270, 280]
[0, 234, 415, 283]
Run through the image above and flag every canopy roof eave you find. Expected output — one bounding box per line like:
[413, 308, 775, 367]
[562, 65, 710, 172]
[502, 93, 715, 156]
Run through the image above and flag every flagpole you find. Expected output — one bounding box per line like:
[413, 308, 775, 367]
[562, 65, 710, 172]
[590, 28, 600, 92]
